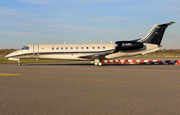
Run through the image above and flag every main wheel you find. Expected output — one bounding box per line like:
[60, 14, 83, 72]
[94, 62, 102, 66]
[98, 62, 102, 66]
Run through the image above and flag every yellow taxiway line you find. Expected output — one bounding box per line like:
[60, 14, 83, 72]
[0, 73, 22, 76]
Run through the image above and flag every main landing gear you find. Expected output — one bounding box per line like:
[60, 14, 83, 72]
[94, 62, 102, 66]
[92, 59, 103, 66]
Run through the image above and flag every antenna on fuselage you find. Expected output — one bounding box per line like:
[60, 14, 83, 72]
[64, 41, 66, 44]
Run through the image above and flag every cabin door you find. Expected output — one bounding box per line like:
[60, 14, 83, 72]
[33, 44, 39, 57]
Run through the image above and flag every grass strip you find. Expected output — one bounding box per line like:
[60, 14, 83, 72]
[0, 56, 68, 64]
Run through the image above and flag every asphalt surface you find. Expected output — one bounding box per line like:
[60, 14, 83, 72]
[0, 61, 180, 115]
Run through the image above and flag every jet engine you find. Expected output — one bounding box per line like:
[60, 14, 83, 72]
[114, 41, 143, 52]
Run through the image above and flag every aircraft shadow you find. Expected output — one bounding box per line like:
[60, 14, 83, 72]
[24, 63, 158, 66]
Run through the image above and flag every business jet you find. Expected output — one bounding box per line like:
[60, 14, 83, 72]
[6, 22, 175, 66]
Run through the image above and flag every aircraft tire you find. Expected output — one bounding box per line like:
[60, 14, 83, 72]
[98, 62, 102, 66]
[17, 62, 21, 66]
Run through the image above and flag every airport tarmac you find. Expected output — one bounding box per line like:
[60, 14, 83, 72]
[0, 61, 180, 115]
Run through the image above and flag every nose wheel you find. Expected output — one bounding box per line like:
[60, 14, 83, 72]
[17, 62, 21, 66]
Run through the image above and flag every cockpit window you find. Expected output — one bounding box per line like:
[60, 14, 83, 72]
[21, 46, 26, 50]
[25, 47, 29, 50]
[21, 46, 29, 50]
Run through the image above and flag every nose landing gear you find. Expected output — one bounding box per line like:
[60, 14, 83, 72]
[17, 62, 21, 66]
[17, 59, 21, 66]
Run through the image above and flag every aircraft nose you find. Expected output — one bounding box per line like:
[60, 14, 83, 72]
[5, 54, 10, 58]
[5, 50, 21, 58]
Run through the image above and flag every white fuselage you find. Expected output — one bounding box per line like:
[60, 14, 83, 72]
[6, 43, 159, 61]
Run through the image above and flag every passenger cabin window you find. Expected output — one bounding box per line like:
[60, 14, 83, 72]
[65, 47, 68, 50]
[98, 47, 100, 49]
[92, 47, 95, 49]
[57, 47, 59, 50]
[103, 47, 105, 49]
[52, 47, 54, 50]
[71, 47, 73, 50]
[86, 47, 88, 49]
[21, 46, 29, 50]
[76, 47, 78, 50]
[61, 47, 63, 50]
[81, 47, 83, 49]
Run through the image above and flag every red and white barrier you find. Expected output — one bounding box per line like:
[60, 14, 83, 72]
[101, 59, 180, 65]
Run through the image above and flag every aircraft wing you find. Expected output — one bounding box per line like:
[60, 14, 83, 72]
[79, 52, 111, 59]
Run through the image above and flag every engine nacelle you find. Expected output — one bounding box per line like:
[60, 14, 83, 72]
[114, 41, 143, 52]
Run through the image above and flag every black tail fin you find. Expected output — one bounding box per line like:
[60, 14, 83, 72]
[137, 22, 175, 45]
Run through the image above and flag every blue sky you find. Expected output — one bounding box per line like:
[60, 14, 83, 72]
[0, 0, 180, 49]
